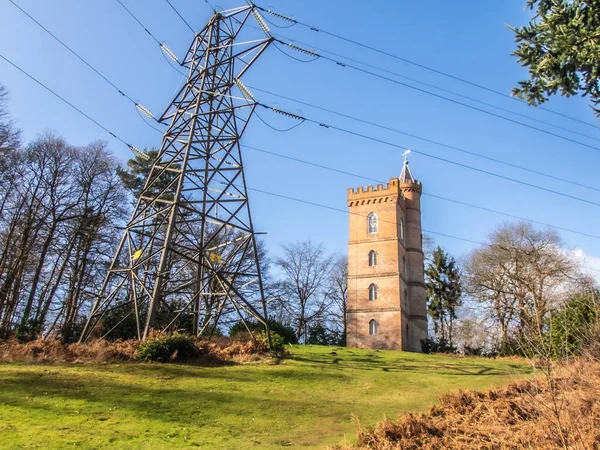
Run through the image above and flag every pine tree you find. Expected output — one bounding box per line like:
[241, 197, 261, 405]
[425, 247, 462, 350]
[511, 0, 600, 117]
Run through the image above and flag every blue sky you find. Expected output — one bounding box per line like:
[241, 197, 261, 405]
[1, 0, 600, 276]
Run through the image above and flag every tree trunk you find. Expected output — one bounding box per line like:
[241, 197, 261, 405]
[19, 223, 57, 329]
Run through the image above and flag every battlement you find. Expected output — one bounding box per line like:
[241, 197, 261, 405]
[399, 179, 423, 194]
[348, 177, 405, 207]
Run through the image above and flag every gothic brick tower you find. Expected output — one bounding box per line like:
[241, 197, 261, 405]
[346, 156, 428, 351]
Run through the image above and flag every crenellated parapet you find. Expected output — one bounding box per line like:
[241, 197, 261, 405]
[348, 177, 405, 208]
[399, 180, 422, 194]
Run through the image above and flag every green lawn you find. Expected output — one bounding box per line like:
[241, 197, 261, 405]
[0, 345, 529, 449]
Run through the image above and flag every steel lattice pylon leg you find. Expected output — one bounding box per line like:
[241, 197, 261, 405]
[80, 6, 274, 342]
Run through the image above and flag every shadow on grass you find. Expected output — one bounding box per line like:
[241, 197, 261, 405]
[289, 351, 531, 377]
[0, 367, 347, 425]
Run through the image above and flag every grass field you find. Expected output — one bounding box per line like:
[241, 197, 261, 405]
[0, 345, 529, 449]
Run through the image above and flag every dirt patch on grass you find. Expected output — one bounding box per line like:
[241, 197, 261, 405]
[335, 357, 600, 449]
[0, 335, 274, 365]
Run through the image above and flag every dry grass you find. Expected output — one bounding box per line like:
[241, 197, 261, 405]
[334, 357, 600, 450]
[0, 335, 271, 364]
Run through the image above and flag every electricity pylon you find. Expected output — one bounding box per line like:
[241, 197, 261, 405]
[80, 5, 274, 342]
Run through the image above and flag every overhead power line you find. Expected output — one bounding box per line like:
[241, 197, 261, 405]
[164, 0, 195, 34]
[231, 16, 600, 148]
[244, 184, 600, 274]
[114, 0, 181, 66]
[0, 52, 147, 159]
[241, 144, 600, 242]
[269, 36, 600, 144]
[275, 39, 600, 155]
[249, 85, 600, 194]
[255, 3, 600, 130]
[130, 114, 600, 241]
[257, 102, 600, 208]
[8, 0, 162, 132]
[154, 7, 600, 155]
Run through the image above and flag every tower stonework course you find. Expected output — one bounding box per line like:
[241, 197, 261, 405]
[346, 159, 428, 351]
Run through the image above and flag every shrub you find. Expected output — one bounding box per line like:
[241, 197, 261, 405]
[230, 319, 297, 344]
[421, 337, 456, 354]
[256, 331, 284, 351]
[137, 333, 195, 362]
[16, 319, 42, 343]
[548, 293, 599, 359]
[307, 323, 343, 346]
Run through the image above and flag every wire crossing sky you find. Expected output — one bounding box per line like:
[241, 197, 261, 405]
[1, 0, 600, 279]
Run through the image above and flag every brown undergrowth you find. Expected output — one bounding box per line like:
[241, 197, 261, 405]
[0, 334, 274, 365]
[334, 357, 600, 450]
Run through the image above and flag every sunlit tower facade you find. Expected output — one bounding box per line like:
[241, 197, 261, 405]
[346, 156, 427, 351]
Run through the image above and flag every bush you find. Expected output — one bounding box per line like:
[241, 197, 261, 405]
[307, 323, 343, 346]
[548, 293, 599, 359]
[421, 337, 456, 354]
[137, 333, 195, 362]
[230, 319, 297, 344]
[16, 319, 42, 343]
[256, 331, 285, 351]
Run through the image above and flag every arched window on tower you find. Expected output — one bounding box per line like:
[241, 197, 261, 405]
[367, 213, 378, 234]
[400, 218, 405, 241]
[369, 319, 378, 335]
[368, 250, 377, 266]
[368, 283, 377, 301]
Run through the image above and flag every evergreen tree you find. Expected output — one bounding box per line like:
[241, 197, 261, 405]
[116, 149, 158, 197]
[425, 247, 462, 350]
[511, 0, 600, 117]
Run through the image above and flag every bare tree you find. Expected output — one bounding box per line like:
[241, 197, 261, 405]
[464, 222, 579, 350]
[275, 241, 335, 342]
[0, 83, 21, 157]
[58, 142, 128, 342]
[18, 134, 77, 332]
[327, 255, 348, 342]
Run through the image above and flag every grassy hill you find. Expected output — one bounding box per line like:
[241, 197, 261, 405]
[0, 345, 529, 449]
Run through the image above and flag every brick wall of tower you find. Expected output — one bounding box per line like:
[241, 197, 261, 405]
[347, 179, 404, 350]
[346, 177, 427, 352]
[400, 181, 428, 351]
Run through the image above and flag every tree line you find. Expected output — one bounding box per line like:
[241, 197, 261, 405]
[0, 83, 348, 344]
[425, 222, 598, 357]
[0, 85, 128, 340]
[2, 79, 598, 354]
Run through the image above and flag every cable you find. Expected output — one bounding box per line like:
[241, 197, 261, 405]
[269, 38, 600, 144]
[245, 184, 600, 274]
[260, 12, 297, 29]
[160, 47, 187, 76]
[272, 41, 320, 63]
[247, 185, 485, 246]
[237, 14, 600, 143]
[256, 3, 599, 130]
[164, 0, 195, 34]
[248, 85, 600, 194]
[254, 110, 306, 132]
[135, 107, 165, 134]
[115, 0, 162, 46]
[204, 0, 217, 13]
[115, 0, 181, 68]
[241, 144, 600, 242]
[257, 102, 600, 208]
[275, 39, 600, 155]
[0, 52, 141, 156]
[8, 0, 162, 131]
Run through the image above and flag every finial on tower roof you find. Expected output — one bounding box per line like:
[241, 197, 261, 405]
[399, 149, 415, 183]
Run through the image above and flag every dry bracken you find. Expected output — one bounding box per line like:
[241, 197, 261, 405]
[334, 358, 600, 450]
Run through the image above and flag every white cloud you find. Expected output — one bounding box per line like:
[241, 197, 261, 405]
[572, 248, 600, 285]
